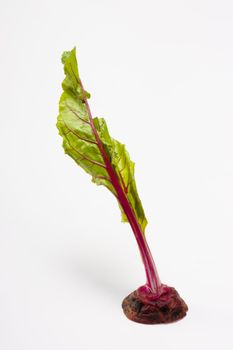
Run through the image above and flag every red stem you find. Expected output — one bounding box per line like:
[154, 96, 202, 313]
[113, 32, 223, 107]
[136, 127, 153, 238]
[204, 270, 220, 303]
[80, 82, 161, 293]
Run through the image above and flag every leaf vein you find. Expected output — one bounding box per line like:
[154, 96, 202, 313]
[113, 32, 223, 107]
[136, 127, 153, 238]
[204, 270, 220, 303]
[65, 102, 90, 125]
[62, 120, 98, 145]
[68, 143, 106, 169]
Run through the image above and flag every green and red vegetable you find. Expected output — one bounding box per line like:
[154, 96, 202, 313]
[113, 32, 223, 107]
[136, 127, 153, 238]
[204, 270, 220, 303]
[57, 48, 188, 324]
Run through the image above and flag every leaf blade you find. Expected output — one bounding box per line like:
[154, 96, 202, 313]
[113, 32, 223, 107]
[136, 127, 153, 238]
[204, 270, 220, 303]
[57, 48, 148, 232]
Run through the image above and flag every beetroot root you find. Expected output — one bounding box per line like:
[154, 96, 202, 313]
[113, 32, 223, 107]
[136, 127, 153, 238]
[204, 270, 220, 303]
[122, 286, 188, 324]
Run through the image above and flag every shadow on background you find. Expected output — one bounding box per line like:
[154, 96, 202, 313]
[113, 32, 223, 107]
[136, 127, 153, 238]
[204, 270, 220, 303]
[60, 251, 132, 302]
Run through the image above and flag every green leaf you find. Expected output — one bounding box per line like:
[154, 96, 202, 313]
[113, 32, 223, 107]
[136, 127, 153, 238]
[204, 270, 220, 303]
[57, 47, 148, 232]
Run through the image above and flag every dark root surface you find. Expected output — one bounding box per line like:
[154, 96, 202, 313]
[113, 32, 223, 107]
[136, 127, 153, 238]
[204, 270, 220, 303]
[122, 285, 188, 324]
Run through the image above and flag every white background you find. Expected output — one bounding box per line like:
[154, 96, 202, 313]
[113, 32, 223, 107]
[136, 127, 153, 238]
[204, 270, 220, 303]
[1, 0, 233, 349]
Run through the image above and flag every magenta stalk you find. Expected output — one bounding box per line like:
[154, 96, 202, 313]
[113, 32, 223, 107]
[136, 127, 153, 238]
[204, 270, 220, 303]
[81, 80, 161, 293]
